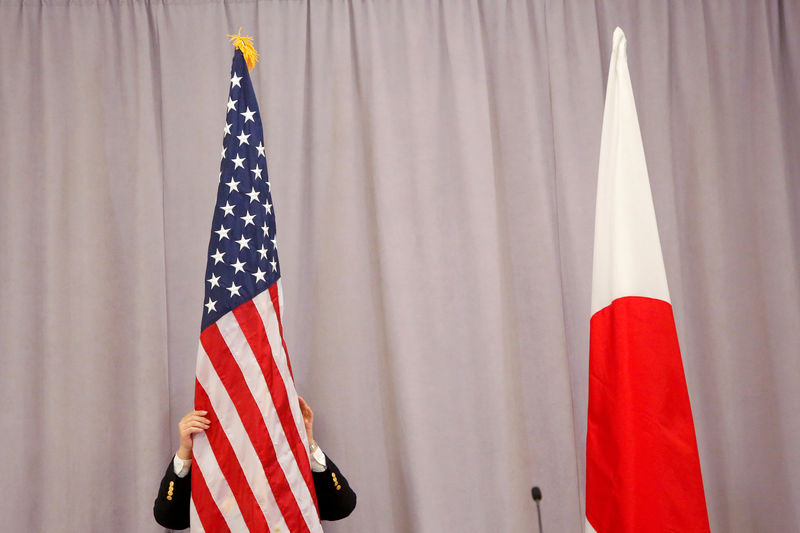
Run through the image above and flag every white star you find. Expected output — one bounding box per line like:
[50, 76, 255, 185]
[221, 146, 227, 159]
[223, 122, 232, 135]
[256, 142, 265, 158]
[270, 258, 278, 272]
[266, 180, 271, 191]
[261, 222, 270, 237]
[240, 211, 256, 226]
[257, 244, 268, 260]
[226, 97, 238, 111]
[205, 298, 217, 313]
[226, 282, 242, 297]
[245, 189, 260, 203]
[237, 132, 250, 146]
[263, 201, 272, 214]
[219, 201, 235, 216]
[230, 73, 242, 87]
[236, 236, 251, 250]
[232, 258, 246, 273]
[214, 225, 230, 240]
[226, 177, 240, 193]
[251, 165, 263, 180]
[211, 249, 225, 264]
[232, 154, 245, 169]
[252, 268, 267, 283]
[207, 273, 221, 289]
[271, 237, 278, 249]
[241, 107, 256, 123]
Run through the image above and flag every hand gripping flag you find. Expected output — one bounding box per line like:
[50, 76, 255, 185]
[190, 37, 323, 533]
[585, 28, 710, 533]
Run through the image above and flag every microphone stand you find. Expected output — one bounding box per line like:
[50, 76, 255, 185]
[531, 486, 543, 533]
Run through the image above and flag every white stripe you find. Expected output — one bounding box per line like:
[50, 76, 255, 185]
[189, 499, 204, 532]
[585, 517, 598, 533]
[217, 298, 322, 532]
[196, 343, 289, 532]
[190, 430, 248, 532]
[591, 27, 670, 315]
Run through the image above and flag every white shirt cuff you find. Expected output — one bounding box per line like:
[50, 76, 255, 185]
[173, 454, 192, 478]
[310, 445, 327, 472]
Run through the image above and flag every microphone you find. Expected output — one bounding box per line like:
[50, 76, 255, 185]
[531, 486, 543, 533]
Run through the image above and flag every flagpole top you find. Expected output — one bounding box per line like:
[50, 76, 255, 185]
[228, 28, 259, 71]
[613, 27, 626, 44]
[611, 27, 628, 65]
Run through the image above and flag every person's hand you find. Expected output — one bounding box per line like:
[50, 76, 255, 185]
[298, 396, 314, 446]
[177, 410, 210, 460]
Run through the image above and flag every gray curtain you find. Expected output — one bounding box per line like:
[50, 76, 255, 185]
[1, 1, 798, 531]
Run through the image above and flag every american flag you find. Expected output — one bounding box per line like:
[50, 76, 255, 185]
[189, 48, 323, 533]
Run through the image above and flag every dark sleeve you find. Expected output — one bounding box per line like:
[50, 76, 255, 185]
[153, 457, 192, 530]
[312, 454, 357, 521]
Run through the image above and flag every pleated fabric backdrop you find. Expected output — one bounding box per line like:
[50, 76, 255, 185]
[0, 1, 798, 531]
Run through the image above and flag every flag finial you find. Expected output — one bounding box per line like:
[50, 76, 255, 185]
[228, 28, 259, 71]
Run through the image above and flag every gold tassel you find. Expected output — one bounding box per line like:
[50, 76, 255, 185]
[227, 27, 259, 71]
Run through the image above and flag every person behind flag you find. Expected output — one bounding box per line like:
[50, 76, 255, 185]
[153, 396, 356, 530]
[181, 32, 345, 531]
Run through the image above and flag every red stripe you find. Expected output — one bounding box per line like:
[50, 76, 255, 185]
[586, 296, 709, 532]
[269, 284, 294, 380]
[194, 379, 270, 531]
[201, 322, 311, 533]
[234, 298, 319, 512]
[190, 443, 231, 533]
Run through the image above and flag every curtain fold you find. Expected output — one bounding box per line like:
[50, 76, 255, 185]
[0, 1, 798, 531]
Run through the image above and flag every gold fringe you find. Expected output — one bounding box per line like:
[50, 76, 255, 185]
[227, 28, 259, 71]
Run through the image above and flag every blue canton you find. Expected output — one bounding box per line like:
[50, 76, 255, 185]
[201, 50, 280, 331]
